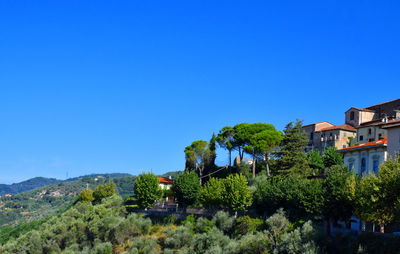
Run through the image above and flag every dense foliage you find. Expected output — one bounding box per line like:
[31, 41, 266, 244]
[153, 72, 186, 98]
[172, 171, 201, 206]
[133, 173, 162, 209]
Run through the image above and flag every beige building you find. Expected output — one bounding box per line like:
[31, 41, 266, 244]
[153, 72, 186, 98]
[382, 120, 400, 159]
[303, 122, 356, 152]
[338, 137, 388, 175]
[345, 99, 400, 128]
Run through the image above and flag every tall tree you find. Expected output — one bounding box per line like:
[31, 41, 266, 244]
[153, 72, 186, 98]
[233, 123, 251, 161]
[200, 177, 225, 209]
[222, 174, 253, 215]
[134, 173, 162, 209]
[322, 165, 356, 234]
[306, 150, 325, 176]
[322, 146, 343, 168]
[277, 119, 310, 175]
[172, 171, 201, 206]
[242, 123, 282, 177]
[184, 140, 212, 184]
[216, 126, 235, 167]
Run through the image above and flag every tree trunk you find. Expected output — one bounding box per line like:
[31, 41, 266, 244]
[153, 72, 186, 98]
[380, 224, 385, 233]
[361, 221, 366, 232]
[264, 154, 270, 176]
[252, 154, 256, 178]
[199, 167, 203, 185]
[229, 150, 232, 167]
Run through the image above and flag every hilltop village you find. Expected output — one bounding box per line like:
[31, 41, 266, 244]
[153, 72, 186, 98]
[303, 99, 400, 175]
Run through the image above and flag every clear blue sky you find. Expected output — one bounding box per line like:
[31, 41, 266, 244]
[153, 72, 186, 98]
[1, 1, 399, 183]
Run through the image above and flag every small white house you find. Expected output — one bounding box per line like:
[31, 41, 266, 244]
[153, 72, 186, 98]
[338, 137, 388, 175]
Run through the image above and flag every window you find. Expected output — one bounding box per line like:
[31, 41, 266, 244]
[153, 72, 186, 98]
[310, 132, 313, 141]
[373, 159, 379, 174]
[349, 163, 354, 170]
[359, 135, 364, 141]
[361, 158, 366, 174]
[368, 128, 372, 135]
[350, 111, 355, 120]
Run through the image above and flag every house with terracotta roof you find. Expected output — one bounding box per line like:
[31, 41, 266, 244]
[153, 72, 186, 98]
[158, 177, 173, 190]
[302, 122, 356, 152]
[345, 99, 400, 128]
[338, 137, 388, 175]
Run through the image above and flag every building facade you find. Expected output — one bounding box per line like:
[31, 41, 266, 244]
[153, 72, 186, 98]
[382, 121, 400, 159]
[338, 137, 388, 175]
[302, 122, 356, 152]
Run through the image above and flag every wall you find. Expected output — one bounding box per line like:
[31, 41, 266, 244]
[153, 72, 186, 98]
[387, 127, 400, 159]
[343, 147, 387, 175]
[345, 109, 376, 127]
[356, 126, 387, 144]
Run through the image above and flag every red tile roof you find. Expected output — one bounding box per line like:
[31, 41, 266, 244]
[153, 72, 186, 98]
[366, 98, 400, 109]
[348, 107, 376, 113]
[302, 121, 333, 128]
[338, 137, 388, 152]
[158, 177, 173, 184]
[317, 124, 356, 132]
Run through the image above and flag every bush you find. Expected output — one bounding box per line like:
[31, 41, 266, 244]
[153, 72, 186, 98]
[213, 211, 234, 234]
[130, 237, 160, 254]
[93, 182, 117, 203]
[79, 189, 95, 203]
[233, 216, 264, 237]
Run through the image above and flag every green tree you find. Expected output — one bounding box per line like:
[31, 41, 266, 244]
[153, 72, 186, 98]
[222, 174, 252, 214]
[93, 182, 117, 203]
[133, 173, 162, 209]
[277, 119, 310, 176]
[184, 140, 213, 184]
[322, 146, 343, 168]
[323, 165, 356, 234]
[216, 126, 235, 167]
[242, 123, 282, 177]
[172, 171, 201, 206]
[306, 150, 325, 175]
[354, 174, 379, 231]
[360, 157, 400, 233]
[79, 189, 94, 203]
[200, 177, 225, 209]
[233, 123, 251, 161]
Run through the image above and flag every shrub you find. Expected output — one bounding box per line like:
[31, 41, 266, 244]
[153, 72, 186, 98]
[93, 182, 117, 204]
[213, 211, 234, 234]
[233, 216, 264, 237]
[79, 189, 95, 203]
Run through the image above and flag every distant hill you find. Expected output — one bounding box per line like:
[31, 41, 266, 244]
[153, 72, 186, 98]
[0, 175, 136, 226]
[0, 177, 61, 196]
[0, 173, 133, 197]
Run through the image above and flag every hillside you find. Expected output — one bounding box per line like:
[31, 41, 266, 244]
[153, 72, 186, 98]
[0, 177, 61, 196]
[0, 175, 136, 227]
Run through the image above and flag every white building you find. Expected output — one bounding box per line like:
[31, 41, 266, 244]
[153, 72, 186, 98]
[338, 137, 388, 175]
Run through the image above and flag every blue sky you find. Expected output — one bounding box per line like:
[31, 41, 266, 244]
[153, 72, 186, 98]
[0, 1, 399, 183]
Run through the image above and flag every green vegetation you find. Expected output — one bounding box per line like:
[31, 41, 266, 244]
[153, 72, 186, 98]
[133, 173, 162, 209]
[172, 171, 201, 206]
[3, 119, 400, 253]
[0, 175, 136, 227]
[0, 177, 61, 196]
